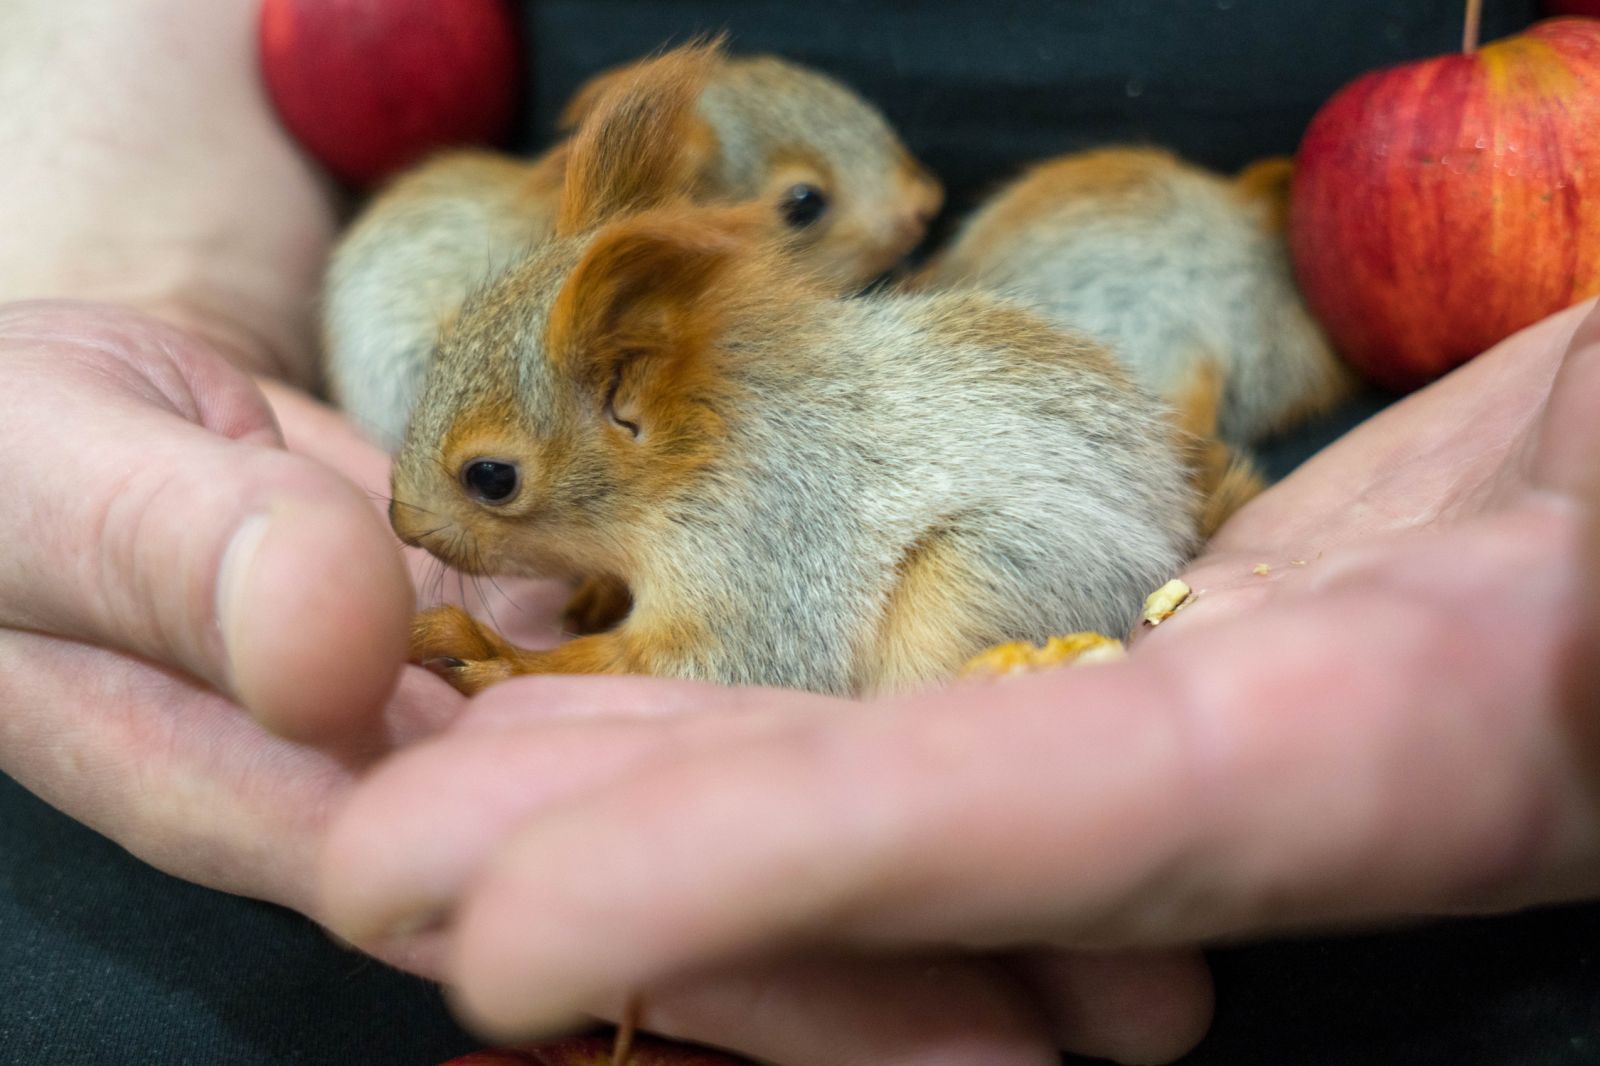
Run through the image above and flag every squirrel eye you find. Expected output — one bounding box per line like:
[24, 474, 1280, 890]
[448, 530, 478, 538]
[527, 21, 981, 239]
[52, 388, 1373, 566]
[460, 459, 520, 504]
[780, 183, 829, 229]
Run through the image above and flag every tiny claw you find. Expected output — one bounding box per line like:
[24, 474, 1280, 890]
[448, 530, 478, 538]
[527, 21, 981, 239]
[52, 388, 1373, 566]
[421, 656, 466, 677]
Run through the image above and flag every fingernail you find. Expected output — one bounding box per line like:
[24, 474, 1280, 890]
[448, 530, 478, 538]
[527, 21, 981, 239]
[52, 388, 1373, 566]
[217, 512, 270, 692]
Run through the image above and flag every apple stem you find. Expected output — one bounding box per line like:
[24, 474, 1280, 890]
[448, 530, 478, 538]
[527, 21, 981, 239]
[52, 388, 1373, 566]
[1462, 0, 1483, 53]
[611, 995, 641, 1066]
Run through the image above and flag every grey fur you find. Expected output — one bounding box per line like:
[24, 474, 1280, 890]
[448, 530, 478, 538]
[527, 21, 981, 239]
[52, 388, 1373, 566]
[920, 148, 1350, 444]
[323, 54, 938, 453]
[324, 152, 548, 450]
[398, 237, 1196, 696]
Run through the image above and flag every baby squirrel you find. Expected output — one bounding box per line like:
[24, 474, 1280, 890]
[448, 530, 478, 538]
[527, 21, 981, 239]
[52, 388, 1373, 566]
[388, 49, 1199, 699]
[913, 147, 1353, 447]
[323, 41, 943, 451]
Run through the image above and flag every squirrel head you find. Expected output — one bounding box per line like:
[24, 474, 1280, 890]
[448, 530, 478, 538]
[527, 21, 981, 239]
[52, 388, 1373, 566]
[390, 202, 806, 581]
[560, 44, 942, 290]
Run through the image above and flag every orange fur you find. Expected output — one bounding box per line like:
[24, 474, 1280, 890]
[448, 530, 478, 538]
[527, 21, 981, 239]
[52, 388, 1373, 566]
[864, 529, 991, 695]
[513, 144, 569, 211]
[1233, 156, 1295, 233]
[555, 43, 722, 236]
[544, 213, 754, 505]
[548, 214, 743, 375]
[412, 603, 703, 691]
[1171, 360, 1264, 537]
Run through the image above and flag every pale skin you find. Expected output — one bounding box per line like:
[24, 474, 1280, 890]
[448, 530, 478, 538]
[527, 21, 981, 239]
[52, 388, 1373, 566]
[1, 2, 1214, 1063]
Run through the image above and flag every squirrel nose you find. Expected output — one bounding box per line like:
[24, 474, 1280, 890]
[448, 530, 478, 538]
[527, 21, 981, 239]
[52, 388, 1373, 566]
[388, 498, 427, 547]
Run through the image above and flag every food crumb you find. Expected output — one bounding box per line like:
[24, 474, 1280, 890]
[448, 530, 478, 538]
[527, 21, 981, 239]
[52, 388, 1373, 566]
[1252, 563, 1271, 576]
[961, 632, 1126, 679]
[1141, 578, 1194, 626]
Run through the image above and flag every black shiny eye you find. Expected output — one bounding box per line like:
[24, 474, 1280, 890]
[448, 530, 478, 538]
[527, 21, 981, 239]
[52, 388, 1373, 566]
[460, 459, 520, 504]
[780, 183, 829, 229]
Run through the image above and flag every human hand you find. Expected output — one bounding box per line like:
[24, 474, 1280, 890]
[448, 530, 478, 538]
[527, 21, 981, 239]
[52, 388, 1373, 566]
[0, 300, 431, 929]
[0, 0, 582, 950]
[320, 298, 1600, 1063]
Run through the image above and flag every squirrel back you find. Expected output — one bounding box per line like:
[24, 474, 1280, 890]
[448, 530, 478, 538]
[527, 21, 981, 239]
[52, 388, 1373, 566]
[324, 43, 940, 450]
[393, 202, 1196, 696]
[915, 147, 1351, 446]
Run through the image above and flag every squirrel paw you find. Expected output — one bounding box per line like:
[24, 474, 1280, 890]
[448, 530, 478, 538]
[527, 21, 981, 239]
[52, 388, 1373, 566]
[961, 632, 1125, 680]
[562, 576, 634, 635]
[411, 605, 520, 696]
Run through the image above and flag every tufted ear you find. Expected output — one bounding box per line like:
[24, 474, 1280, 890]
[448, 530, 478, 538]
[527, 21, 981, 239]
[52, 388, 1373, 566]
[555, 40, 723, 236]
[547, 211, 747, 391]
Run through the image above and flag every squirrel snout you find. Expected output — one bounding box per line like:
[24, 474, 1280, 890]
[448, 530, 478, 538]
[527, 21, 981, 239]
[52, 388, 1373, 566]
[388, 497, 427, 547]
[892, 172, 943, 252]
[897, 210, 932, 244]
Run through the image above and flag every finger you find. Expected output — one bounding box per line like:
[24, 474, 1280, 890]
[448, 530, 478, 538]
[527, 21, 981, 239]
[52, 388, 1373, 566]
[0, 303, 412, 739]
[0, 626, 336, 913]
[506, 956, 1058, 1066]
[0, 627, 461, 919]
[442, 535, 1586, 1033]
[1528, 297, 1600, 501]
[1023, 949, 1213, 1064]
[321, 676, 850, 944]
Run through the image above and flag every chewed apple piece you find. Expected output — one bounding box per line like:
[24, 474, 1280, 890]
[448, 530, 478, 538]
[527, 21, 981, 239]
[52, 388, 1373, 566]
[962, 632, 1125, 679]
[440, 1034, 751, 1065]
[1140, 578, 1194, 626]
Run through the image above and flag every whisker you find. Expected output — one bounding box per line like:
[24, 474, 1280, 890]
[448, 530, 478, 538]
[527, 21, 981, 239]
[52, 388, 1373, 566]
[426, 552, 448, 605]
[480, 548, 528, 618]
[408, 524, 451, 543]
[386, 496, 443, 519]
[470, 541, 505, 631]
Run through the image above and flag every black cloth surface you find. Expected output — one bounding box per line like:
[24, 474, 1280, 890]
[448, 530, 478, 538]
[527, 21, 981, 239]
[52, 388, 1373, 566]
[8, 1, 1599, 1064]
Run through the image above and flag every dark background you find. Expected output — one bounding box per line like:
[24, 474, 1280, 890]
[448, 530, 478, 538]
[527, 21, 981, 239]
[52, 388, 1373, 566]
[7, 1, 1598, 1064]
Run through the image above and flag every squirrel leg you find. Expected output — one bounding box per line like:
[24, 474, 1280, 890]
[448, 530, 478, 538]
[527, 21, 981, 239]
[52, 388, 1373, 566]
[862, 529, 999, 696]
[411, 604, 639, 696]
[410, 605, 524, 695]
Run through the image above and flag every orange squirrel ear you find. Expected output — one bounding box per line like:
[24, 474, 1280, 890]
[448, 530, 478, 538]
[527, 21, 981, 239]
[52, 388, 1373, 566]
[555, 40, 724, 236]
[547, 211, 748, 384]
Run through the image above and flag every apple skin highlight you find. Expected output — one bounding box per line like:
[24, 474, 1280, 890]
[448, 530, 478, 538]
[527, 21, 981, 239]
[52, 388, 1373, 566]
[1290, 17, 1600, 392]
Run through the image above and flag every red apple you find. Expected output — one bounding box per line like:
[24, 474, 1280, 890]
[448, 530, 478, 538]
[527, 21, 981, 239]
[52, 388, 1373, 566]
[1290, 17, 1600, 391]
[258, 0, 520, 188]
[1544, 2, 1600, 16]
[440, 1035, 750, 1065]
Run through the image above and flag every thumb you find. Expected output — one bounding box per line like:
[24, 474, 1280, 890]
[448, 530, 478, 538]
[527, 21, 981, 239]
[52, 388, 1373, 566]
[1530, 297, 1600, 504]
[0, 302, 412, 741]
